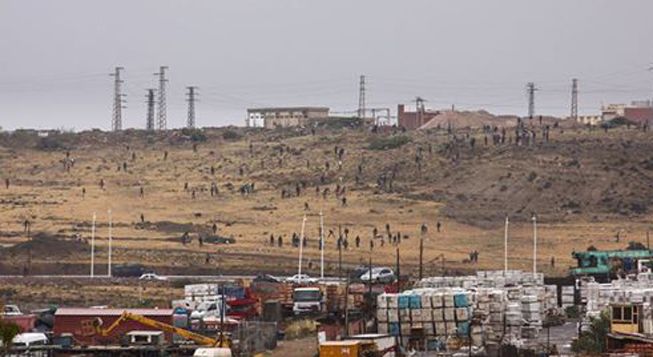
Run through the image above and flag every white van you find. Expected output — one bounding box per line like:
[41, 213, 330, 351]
[12, 333, 48, 348]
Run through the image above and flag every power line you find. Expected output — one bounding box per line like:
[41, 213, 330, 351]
[146, 88, 156, 131]
[186, 86, 198, 129]
[110, 67, 125, 131]
[154, 66, 168, 130]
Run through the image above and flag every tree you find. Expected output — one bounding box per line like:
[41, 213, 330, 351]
[571, 311, 610, 354]
[0, 319, 20, 355]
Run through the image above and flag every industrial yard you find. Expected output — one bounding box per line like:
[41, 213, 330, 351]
[3, 0, 653, 356]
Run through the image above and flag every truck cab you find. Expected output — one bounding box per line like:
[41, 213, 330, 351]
[293, 287, 323, 315]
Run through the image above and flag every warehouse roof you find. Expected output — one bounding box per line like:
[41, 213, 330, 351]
[55, 308, 173, 316]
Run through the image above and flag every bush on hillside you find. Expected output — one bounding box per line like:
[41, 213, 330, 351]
[181, 128, 207, 142]
[222, 129, 242, 141]
[368, 135, 411, 150]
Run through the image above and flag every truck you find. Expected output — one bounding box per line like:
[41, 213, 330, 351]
[293, 287, 324, 315]
[570, 249, 653, 282]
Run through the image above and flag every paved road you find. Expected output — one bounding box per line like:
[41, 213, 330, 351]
[0, 274, 343, 282]
[538, 321, 578, 354]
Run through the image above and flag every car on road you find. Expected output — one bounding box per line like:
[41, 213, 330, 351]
[139, 273, 167, 281]
[253, 274, 281, 283]
[285, 274, 318, 284]
[1, 304, 22, 316]
[360, 267, 395, 283]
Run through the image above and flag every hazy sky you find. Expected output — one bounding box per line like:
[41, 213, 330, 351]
[1, 0, 652, 131]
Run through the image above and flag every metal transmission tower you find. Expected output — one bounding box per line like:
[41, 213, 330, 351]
[526, 82, 538, 119]
[146, 89, 156, 131]
[154, 66, 168, 130]
[358, 75, 366, 118]
[571, 78, 578, 121]
[186, 86, 198, 128]
[110, 67, 125, 131]
[415, 96, 426, 127]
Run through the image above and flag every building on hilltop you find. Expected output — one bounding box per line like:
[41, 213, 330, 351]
[246, 107, 329, 129]
[601, 100, 653, 125]
[397, 104, 439, 130]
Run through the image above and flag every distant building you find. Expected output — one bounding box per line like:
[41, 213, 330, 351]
[624, 107, 653, 125]
[246, 107, 329, 129]
[601, 104, 626, 122]
[397, 104, 439, 130]
[576, 114, 603, 126]
[600, 100, 653, 125]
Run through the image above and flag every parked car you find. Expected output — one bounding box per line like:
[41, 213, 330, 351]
[285, 274, 318, 284]
[253, 274, 281, 283]
[139, 273, 167, 281]
[1, 304, 22, 316]
[349, 266, 371, 282]
[359, 267, 395, 283]
[12, 332, 49, 348]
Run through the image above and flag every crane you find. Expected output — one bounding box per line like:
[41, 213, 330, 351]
[93, 311, 231, 349]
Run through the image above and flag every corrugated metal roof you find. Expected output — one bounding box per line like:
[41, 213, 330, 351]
[55, 308, 173, 316]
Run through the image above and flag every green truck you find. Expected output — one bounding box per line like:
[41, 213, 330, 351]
[570, 249, 653, 282]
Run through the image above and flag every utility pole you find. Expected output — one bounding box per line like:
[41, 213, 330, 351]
[419, 224, 425, 281]
[395, 247, 401, 292]
[570, 78, 578, 121]
[108, 209, 112, 277]
[504, 215, 509, 273]
[320, 211, 325, 280]
[90, 212, 96, 278]
[186, 86, 198, 129]
[154, 66, 168, 130]
[298, 215, 307, 284]
[110, 67, 125, 131]
[358, 75, 366, 119]
[532, 213, 538, 276]
[145, 89, 156, 131]
[527, 82, 537, 119]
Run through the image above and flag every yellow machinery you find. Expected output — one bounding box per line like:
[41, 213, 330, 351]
[319, 340, 378, 357]
[610, 304, 642, 335]
[94, 311, 231, 348]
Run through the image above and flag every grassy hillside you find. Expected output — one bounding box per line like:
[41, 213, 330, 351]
[1, 122, 652, 278]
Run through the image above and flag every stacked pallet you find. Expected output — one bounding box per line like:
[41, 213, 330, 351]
[377, 288, 473, 346]
[418, 270, 545, 290]
[472, 288, 506, 344]
[561, 286, 575, 309]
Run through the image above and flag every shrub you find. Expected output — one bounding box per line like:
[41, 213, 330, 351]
[368, 135, 411, 150]
[222, 130, 242, 141]
[181, 128, 207, 142]
[627, 241, 647, 250]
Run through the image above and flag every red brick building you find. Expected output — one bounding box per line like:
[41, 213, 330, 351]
[397, 104, 439, 130]
[53, 308, 174, 345]
[624, 107, 653, 125]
